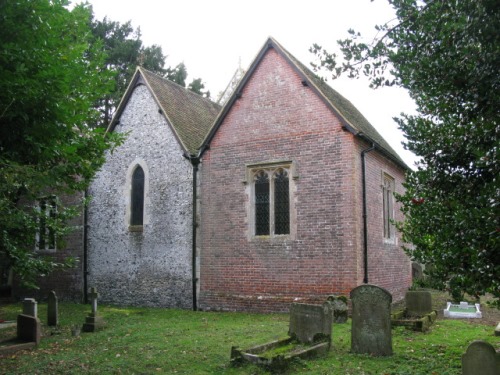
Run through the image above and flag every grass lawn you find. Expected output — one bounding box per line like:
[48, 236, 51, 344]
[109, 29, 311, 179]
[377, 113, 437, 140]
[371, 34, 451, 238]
[0, 294, 498, 374]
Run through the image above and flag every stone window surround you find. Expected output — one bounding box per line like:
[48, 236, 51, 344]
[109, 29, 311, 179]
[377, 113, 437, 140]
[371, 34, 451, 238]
[35, 195, 57, 253]
[381, 171, 396, 244]
[125, 159, 150, 232]
[243, 160, 298, 241]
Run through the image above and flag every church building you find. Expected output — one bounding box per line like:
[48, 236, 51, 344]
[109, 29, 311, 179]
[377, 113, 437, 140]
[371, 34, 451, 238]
[13, 37, 412, 312]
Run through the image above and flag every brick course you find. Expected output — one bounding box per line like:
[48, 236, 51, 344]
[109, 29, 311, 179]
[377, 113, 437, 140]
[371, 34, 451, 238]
[199, 47, 410, 312]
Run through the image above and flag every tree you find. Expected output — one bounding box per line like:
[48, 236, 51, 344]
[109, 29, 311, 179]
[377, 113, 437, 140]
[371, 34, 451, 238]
[0, 0, 122, 289]
[90, 16, 212, 126]
[90, 17, 167, 126]
[188, 78, 211, 98]
[311, 0, 499, 305]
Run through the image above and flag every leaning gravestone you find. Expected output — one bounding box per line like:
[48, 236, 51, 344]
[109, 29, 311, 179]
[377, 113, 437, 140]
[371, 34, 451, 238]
[82, 287, 105, 332]
[23, 298, 37, 318]
[350, 284, 392, 356]
[47, 291, 58, 326]
[412, 262, 423, 281]
[288, 302, 333, 344]
[462, 340, 500, 375]
[405, 290, 432, 317]
[326, 295, 348, 323]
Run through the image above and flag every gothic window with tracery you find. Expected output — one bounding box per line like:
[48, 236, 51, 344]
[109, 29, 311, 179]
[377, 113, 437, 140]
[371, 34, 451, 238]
[253, 167, 290, 236]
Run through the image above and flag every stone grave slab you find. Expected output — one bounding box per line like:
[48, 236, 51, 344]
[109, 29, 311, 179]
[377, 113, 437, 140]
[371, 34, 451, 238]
[392, 290, 437, 332]
[231, 301, 333, 371]
[350, 284, 392, 356]
[444, 302, 482, 319]
[462, 340, 500, 375]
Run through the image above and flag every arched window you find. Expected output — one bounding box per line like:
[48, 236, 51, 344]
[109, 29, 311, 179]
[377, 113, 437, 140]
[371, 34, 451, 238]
[131, 166, 145, 226]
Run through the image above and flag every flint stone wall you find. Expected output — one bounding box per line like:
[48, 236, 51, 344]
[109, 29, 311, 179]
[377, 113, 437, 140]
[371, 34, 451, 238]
[87, 84, 193, 308]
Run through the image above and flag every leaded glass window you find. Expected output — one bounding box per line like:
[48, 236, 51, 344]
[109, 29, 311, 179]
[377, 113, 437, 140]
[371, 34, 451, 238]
[382, 175, 394, 239]
[252, 166, 291, 237]
[36, 196, 56, 250]
[131, 166, 145, 226]
[274, 169, 290, 235]
[255, 171, 270, 235]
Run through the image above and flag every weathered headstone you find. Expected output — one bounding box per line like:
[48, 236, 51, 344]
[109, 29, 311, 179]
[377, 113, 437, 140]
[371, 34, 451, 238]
[17, 314, 41, 345]
[326, 295, 348, 323]
[288, 302, 333, 344]
[405, 290, 432, 317]
[350, 284, 392, 356]
[47, 290, 58, 326]
[495, 323, 500, 337]
[22, 298, 37, 318]
[412, 262, 423, 280]
[82, 287, 105, 332]
[462, 340, 500, 375]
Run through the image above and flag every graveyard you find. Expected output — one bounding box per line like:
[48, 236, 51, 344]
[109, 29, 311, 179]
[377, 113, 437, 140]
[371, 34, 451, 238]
[0, 289, 499, 374]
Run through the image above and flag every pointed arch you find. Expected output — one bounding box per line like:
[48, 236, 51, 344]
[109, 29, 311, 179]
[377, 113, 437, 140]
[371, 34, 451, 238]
[131, 165, 145, 226]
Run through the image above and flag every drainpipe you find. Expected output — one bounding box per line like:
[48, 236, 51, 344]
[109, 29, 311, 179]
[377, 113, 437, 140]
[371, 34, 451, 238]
[361, 142, 375, 284]
[183, 152, 201, 311]
[83, 189, 89, 303]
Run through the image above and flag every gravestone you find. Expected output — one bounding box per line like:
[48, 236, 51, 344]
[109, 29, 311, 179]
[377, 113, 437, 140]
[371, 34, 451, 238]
[350, 284, 392, 356]
[82, 287, 105, 332]
[288, 302, 333, 344]
[326, 295, 348, 323]
[405, 290, 432, 317]
[495, 323, 500, 337]
[412, 262, 423, 280]
[462, 340, 500, 375]
[23, 298, 37, 317]
[47, 291, 58, 326]
[17, 314, 41, 345]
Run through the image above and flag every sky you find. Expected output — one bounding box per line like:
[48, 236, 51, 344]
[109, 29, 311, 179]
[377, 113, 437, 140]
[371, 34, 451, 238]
[87, 0, 418, 167]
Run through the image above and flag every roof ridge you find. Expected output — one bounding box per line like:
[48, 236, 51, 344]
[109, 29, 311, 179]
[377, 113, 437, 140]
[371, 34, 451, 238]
[138, 66, 218, 106]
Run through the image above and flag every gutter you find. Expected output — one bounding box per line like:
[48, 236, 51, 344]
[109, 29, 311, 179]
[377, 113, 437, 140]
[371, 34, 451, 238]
[360, 141, 375, 284]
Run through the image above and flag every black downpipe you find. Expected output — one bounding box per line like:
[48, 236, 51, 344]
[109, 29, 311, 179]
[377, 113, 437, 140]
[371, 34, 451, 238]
[83, 189, 89, 303]
[361, 143, 375, 284]
[184, 152, 202, 311]
[191, 159, 199, 311]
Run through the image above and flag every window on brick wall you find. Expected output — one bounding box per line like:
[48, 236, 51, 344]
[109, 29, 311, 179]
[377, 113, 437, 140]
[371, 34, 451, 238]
[36, 196, 56, 251]
[130, 165, 145, 226]
[382, 173, 395, 240]
[249, 163, 294, 237]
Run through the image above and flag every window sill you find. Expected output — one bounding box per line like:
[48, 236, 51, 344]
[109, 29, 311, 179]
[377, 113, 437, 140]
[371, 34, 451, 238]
[251, 234, 292, 242]
[35, 248, 56, 254]
[128, 225, 144, 233]
[383, 237, 397, 245]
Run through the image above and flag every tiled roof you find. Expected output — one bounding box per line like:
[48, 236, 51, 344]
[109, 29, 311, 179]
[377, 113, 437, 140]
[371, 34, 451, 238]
[202, 37, 407, 168]
[277, 41, 407, 167]
[109, 67, 221, 155]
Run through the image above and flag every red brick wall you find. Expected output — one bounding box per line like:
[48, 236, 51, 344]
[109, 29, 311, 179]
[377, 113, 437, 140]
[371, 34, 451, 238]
[12, 192, 84, 303]
[198, 47, 411, 312]
[199, 48, 363, 312]
[354, 139, 411, 302]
